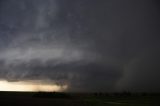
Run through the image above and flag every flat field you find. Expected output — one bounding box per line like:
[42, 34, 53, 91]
[0, 92, 159, 106]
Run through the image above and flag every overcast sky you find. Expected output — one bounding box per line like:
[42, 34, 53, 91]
[0, 0, 160, 92]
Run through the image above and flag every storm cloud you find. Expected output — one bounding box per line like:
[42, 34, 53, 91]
[0, 0, 159, 92]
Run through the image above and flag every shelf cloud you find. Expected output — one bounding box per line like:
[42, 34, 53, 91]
[0, 0, 160, 92]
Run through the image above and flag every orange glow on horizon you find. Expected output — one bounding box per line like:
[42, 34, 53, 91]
[0, 80, 68, 92]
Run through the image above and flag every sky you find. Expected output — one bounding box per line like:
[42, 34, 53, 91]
[0, 0, 160, 92]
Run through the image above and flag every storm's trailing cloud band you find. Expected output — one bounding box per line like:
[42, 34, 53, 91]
[0, 0, 160, 92]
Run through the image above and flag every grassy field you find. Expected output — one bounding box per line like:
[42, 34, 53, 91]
[0, 92, 159, 106]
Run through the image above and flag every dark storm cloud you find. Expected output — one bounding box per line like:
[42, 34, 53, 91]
[0, 0, 159, 92]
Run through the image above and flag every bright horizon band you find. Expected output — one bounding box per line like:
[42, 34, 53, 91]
[0, 80, 68, 92]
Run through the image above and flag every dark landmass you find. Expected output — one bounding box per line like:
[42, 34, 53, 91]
[0, 92, 159, 106]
